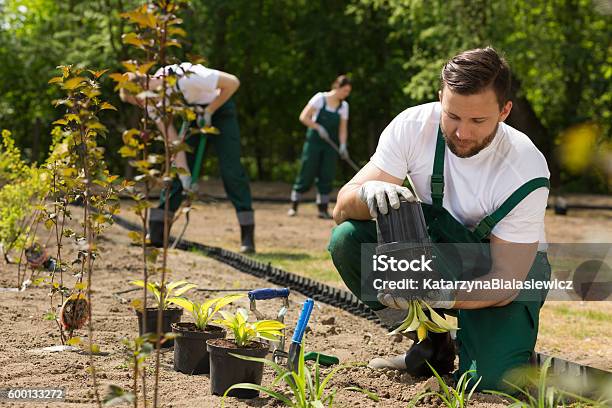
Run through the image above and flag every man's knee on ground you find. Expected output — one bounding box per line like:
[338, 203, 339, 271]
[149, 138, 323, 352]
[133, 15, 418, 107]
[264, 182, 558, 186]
[327, 220, 360, 261]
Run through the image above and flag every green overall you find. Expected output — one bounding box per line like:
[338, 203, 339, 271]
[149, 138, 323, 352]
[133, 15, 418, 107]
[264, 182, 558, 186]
[328, 127, 551, 391]
[158, 98, 253, 217]
[292, 97, 341, 198]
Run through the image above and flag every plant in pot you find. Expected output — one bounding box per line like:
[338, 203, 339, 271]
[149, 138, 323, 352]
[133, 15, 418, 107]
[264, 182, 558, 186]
[207, 307, 285, 398]
[169, 293, 244, 374]
[222, 338, 378, 407]
[130, 279, 196, 348]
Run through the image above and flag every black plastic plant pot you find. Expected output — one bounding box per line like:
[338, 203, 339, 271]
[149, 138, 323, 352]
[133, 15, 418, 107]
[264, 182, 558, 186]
[376, 198, 430, 246]
[135, 307, 182, 348]
[375, 198, 434, 297]
[207, 338, 269, 399]
[172, 323, 226, 375]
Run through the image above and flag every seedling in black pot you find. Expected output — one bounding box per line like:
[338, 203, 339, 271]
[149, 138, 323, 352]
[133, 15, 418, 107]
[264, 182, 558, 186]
[130, 279, 196, 348]
[170, 294, 244, 374]
[207, 308, 285, 398]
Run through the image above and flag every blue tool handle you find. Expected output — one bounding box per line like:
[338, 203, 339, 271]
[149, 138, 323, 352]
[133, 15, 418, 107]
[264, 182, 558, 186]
[248, 288, 290, 301]
[292, 298, 314, 344]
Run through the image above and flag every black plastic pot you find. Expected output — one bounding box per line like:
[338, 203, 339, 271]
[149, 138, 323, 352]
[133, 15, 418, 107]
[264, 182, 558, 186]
[375, 198, 433, 297]
[207, 338, 269, 398]
[148, 208, 174, 248]
[135, 307, 182, 348]
[172, 323, 226, 374]
[376, 198, 429, 246]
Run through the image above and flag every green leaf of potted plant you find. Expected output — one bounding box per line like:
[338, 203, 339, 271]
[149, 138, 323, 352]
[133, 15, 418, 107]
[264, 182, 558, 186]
[130, 279, 196, 347]
[169, 293, 244, 374]
[207, 307, 285, 398]
[222, 338, 378, 407]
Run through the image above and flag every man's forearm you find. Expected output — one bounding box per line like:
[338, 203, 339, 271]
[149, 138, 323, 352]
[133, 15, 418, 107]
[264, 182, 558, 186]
[155, 118, 174, 139]
[332, 183, 371, 224]
[452, 276, 520, 309]
[452, 244, 537, 309]
[155, 119, 189, 171]
[206, 87, 235, 114]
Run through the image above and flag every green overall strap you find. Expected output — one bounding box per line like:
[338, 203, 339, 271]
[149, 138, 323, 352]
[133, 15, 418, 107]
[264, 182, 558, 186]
[319, 95, 342, 114]
[430, 126, 446, 209]
[319, 96, 326, 118]
[473, 177, 550, 240]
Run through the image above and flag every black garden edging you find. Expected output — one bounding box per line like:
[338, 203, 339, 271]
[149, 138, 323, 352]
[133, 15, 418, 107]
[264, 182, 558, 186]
[112, 215, 381, 324]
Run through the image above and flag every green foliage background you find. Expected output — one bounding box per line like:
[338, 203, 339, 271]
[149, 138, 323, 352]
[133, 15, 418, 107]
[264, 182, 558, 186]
[0, 0, 610, 193]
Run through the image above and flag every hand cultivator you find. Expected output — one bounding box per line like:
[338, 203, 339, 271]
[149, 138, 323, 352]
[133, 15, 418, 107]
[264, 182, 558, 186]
[248, 287, 290, 363]
[267, 297, 340, 371]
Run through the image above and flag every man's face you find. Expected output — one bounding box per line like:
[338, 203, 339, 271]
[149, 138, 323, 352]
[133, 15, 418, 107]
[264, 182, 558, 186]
[439, 86, 512, 158]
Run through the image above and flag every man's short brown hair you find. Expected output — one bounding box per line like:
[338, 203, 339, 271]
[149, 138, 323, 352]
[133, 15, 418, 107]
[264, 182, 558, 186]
[441, 47, 511, 109]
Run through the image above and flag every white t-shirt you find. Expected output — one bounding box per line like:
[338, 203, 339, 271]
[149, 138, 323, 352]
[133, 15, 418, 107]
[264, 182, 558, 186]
[155, 63, 220, 105]
[307, 92, 349, 120]
[370, 102, 549, 244]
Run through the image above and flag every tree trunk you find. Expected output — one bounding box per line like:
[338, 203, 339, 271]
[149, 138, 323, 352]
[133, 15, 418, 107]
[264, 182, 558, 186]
[506, 77, 560, 190]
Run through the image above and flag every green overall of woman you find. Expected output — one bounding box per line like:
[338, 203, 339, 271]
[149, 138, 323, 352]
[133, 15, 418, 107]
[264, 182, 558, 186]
[289, 76, 351, 219]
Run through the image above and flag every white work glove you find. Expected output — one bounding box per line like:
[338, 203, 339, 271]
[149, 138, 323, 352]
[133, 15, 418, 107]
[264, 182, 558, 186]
[339, 143, 349, 160]
[202, 108, 213, 128]
[377, 288, 456, 310]
[358, 180, 416, 218]
[315, 124, 330, 142]
[179, 174, 194, 192]
[421, 288, 456, 309]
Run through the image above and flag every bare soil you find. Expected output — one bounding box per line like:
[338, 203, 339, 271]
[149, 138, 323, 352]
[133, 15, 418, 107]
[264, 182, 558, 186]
[120, 188, 612, 372]
[0, 184, 610, 407]
[0, 216, 509, 407]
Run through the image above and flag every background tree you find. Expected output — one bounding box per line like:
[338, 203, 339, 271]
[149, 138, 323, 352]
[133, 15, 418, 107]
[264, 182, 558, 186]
[1, 0, 610, 192]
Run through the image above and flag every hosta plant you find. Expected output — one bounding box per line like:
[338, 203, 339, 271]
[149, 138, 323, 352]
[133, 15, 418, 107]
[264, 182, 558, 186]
[390, 300, 458, 343]
[130, 279, 196, 310]
[215, 307, 285, 347]
[169, 294, 244, 330]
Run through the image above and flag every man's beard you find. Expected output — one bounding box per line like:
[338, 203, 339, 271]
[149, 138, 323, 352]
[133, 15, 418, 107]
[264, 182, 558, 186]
[442, 123, 498, 158]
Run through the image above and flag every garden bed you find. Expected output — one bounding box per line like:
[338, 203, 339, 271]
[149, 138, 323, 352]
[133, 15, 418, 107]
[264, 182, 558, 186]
[0, 217, 509, 407]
